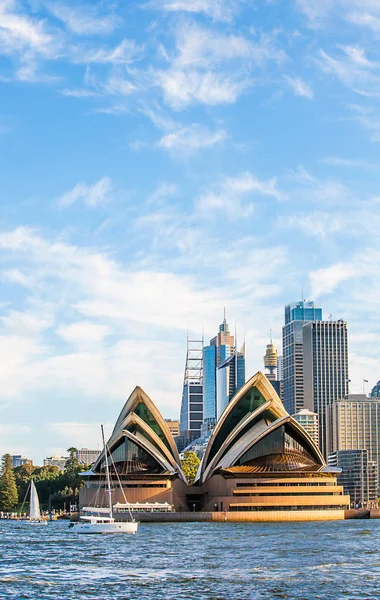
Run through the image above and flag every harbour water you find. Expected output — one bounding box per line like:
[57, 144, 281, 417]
[0, 519, 379, 599]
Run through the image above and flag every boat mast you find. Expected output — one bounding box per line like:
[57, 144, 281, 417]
[101, 424, 113, 518]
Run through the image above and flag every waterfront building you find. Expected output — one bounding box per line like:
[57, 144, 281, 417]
[328, 450, 378, 507]
[282, 300, 322, 416]
[80, 387, 187, 511]
[11, 455, 33, 468]
[328, 394, 380, 492]
[76, 448, 101, 465]
[370, 381, 380, 398]
[292, 409, 319, 447]
[180, 337, 203, 445]
[43, 456, 68, 471]
[197, 372, 349, 520]
[81, 375, 349, 520]
[165, 419, 180, 437]
[303, 320, 349, 459]
[203, 311, 245, 425]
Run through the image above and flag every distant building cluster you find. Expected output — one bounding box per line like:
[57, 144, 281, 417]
[174, 300, 380, 507]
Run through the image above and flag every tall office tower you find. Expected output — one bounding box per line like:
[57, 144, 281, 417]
[277, 356, 283, 382]
[282, 300, 322, 415]
[292, 409, 319, 447]
[303, 320, 349, 459]
[328, 450, 378, 507]
[203, 310, 242, 427]
[329, 394, 380, 493]
[180, 337, 203, 443]
[216, 350, 246, 419]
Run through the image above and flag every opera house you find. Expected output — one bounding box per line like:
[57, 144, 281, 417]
[80, 372, 350, 521]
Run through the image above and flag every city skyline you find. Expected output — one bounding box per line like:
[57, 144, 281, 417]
[1, 1, 380, 463]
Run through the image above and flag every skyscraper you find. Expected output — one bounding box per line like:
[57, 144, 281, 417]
[203, 311, 245, 426]
[303, 320, 349, 458]
[328, 394, 380, 493]
[282, 300, 322, 415]
[180, 337, 203, 443]
[216, 351, 245, 419]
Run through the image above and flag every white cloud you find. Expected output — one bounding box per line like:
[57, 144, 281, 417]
[155, 68, 250, 109]
[76, 39, 144, 65]
[56, 177, 112, 208]
[348, 11, 380, 34]
[0, 0, 53, 55]
[284, 75, 314, 99]
[44, 2, 121, 35]
[310, 263, 355, 297]
[153, 23, 286, 109]
[56, 321, 111, 345]
[60, 88, 101, 97]
[148, 0, 243, 22]
[158, 124, 227, 152]
[197, 171, 282, 218]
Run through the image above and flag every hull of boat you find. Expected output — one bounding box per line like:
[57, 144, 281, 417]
[73, 521, 138, 535]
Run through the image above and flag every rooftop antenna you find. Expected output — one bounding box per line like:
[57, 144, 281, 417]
[270, 328, 273, 344]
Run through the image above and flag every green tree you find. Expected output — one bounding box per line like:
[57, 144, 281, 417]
[180, 451, 200, 485]
[0, 454, 18, 511]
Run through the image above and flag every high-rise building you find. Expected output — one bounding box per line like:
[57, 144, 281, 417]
[203, 311, 245, 425]
[180, 337, 203, 444]
[292, 409, 319, 447]
[76, 448, 101, 465]
[328, 450, 378, 507]
[329, 394, 380, 492]
[277, 355, 283, 382]
[216, 351, 245, 419]
[303, 320, 349, 458]
[282, 300, 322, 416]
[11, 455, 33, 468]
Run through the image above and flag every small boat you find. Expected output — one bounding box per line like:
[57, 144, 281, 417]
[28, 480, 47, 525]
[71, 425, 138, 535]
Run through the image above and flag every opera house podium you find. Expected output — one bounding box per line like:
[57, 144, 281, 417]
[80, 373, 349, 521]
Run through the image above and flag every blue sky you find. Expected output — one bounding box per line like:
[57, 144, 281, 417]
[1, 0, 380, 463]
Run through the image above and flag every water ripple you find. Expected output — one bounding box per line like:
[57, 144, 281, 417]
[0, 520, 379, 599]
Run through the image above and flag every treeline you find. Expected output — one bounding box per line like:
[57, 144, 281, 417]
[0, 448, 90, 512]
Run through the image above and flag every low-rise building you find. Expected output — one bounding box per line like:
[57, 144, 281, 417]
[76, 448, 101, 465]
[43, 456, 68, 471]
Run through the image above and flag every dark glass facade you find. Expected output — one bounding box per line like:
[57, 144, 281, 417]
[282, 300, 322, 415]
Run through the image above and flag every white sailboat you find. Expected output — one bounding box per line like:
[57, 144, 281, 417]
[28, 480, 47, 524]
[71, 425, 138, 535]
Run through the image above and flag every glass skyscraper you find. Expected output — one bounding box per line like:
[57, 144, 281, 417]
[216, 352, 246, 418]
[203, 311, 245, 426]
[282, 300, 322, 416]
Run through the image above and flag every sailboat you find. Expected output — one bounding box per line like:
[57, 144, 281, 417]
[28, 480, 47, 524]
[70, 425, 138, 534]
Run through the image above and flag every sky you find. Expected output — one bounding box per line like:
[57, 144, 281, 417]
[1, 0, 380, 464]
